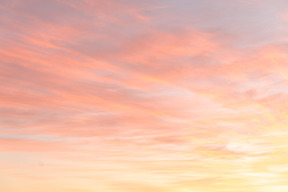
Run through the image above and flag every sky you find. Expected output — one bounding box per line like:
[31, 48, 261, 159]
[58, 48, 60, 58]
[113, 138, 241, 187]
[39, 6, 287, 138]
[1, 0, 288, 191]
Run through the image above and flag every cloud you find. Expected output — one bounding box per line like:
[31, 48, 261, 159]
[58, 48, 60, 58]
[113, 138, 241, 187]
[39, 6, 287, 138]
[1, 0, 288, 191]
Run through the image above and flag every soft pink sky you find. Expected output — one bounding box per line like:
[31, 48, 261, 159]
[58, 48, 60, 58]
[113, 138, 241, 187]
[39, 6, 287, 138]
[1, 0, 288, 191]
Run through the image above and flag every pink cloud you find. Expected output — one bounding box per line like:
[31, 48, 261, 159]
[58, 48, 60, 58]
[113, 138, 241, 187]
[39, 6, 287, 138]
[1, 0, 288, 191]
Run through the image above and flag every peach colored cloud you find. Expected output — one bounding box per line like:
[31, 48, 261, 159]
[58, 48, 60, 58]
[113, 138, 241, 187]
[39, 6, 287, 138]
[1, 0, 288, 191]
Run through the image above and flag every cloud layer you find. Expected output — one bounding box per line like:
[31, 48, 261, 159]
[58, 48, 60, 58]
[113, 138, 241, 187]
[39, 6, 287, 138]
[1, 0, 288, 191]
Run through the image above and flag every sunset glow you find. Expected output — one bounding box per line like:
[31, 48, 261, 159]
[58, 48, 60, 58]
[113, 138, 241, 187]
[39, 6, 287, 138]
[1, 0, 288, 191]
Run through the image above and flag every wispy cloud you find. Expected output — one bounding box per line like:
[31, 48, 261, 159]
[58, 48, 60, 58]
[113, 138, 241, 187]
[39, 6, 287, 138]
[1, 0, 288, 191]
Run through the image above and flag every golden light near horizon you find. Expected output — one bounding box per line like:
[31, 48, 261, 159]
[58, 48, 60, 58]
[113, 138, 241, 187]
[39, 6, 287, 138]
[1, 0, 288, 191]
